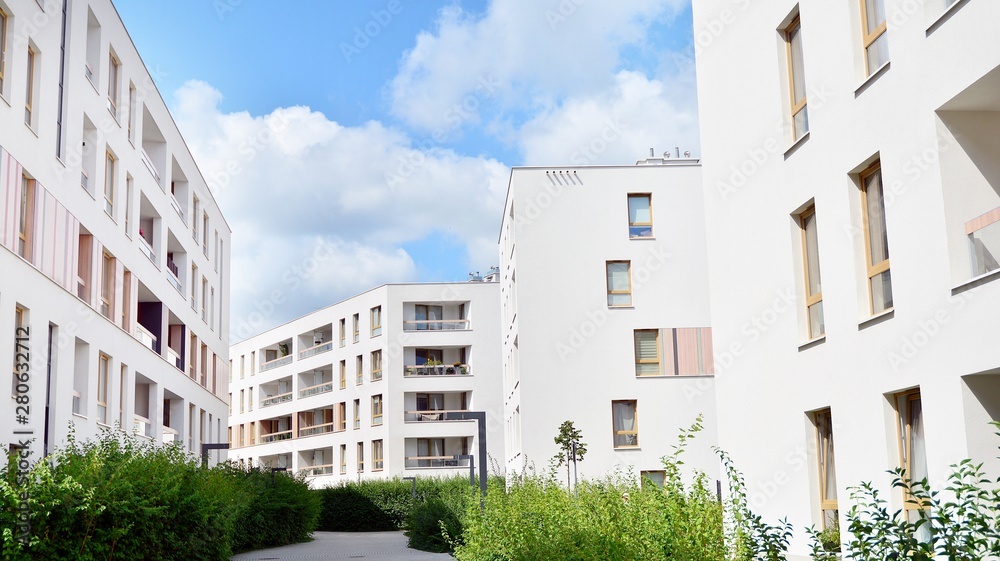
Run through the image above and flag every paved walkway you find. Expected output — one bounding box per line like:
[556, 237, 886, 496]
[231, 531, 455, 561]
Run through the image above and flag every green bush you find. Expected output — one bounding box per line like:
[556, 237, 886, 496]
[230, 465, 321, 553]
[407, 498, 463, 553]
[315, 476, 472, 532]
[0, 428, 317, 559]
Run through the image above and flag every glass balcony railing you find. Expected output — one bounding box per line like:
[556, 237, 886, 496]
[402, 319, 470, 332]
[133, 415, 153, 438]
[167, 347, 182, 370]
[261, 392, 293, 408]
[403, 364, 470, 377]
[404, 456, 470, 469]
[261, 355, 293, 372]
[299, 423, 334, 437]
[298, 341, 333, 360]
[404, 409, 470, 422]
[300, 464, 334, 476]
[139, 235, 156, 264]
[260, 430, 293, 443]
[162, 426, 181, 445]
[968, 207, 1000, 277]
[299, 382, 333, 399]
[135, 324, 157, 351]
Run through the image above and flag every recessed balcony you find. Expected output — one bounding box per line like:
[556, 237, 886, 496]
[260, 416, 293, 443]
[298, 367, 334, 399]
[298, 408, 334, 438]
[404, 391, 470, 422]
[404, 437, 471, 469]
[402, 302, 470, 332]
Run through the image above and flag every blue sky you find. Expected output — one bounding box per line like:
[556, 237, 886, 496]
[114, 0, 700, 340]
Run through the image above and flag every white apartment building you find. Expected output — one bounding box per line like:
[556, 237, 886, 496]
[0, 0, 231, 463]
[228, 282, 502, 484]
[694, 0, 1000, 556]
[499, 160, 719, 485]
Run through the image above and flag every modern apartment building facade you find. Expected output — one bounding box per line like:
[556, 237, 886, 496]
[228, 282, 502, 483]
[0, 0, 231, 462]
[694, 0, 1000, 556]
[499, 160, 719, 485]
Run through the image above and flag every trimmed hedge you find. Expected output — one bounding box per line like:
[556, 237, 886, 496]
[315, 476, 472, 533]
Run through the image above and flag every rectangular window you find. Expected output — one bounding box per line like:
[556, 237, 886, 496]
[121, 269, 131, 330]
[370, 306, 382, 336]
[340, 444, 347, 474]
[800, 206, 824, 338]
[356, 355, 363, 385]
[371, 394, 383, 426]
[371, 350, 382, 381]
[336, 402, 346, 431]
[641, 470, 666, 488]
[860, 162, 892, 314]
[107, 52, 120, 116]
[100, 252, 115, 319]
[240, 389, 244, 413]
[339, 318, 346, 347]
[124, 175, 133, 235]
[24, 46, 35, 126]
[214, 231, 219, 271]
[611, 400, 638, 448]
[0, 8, 7, 94]
[606, 261, 632, 307]
[240, 355, 245, 378]
[228, 393, 232, 415]
[104, 152, 116, 216]
[356, 442, 364, 472]
[968, 209, 1000, 277]
[634, 330, 661, 376]
[417, 393, 445, 412]
[352, 313, 360, 343]
[251, 351, 255, 374]
[414, 304, 443, 330]
[894, 389, 928, 522]
[247, 387, 253, 411]
[191, 265, 198, 310]
[201, 277, 208, 321]
[627, 194, 653, 238]
[202, 212, 209, 256]
[372, 440, 384, 471]
[784, 15, 809, 140]
[339, 360, 346, 389]
[97, 353, 110, 424]
[860, 0, 888, 75]
[814, 409, 839, 529]
[353, 399, 360, 429]
[417, 438, 445, 467]
[17, 176, 34, 260]
[127, 83, 136, 142]
[192, 195, 200, 240]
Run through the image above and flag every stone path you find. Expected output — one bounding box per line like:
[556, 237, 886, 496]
[230, 531, 455, 561]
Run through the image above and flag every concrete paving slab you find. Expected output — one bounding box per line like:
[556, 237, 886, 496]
[230, 531, 455, 561]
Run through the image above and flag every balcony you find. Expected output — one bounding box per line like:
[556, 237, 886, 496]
[299, 422, 334, 437]
[299, 382, 333, 399]
[261, 430, 293, 443]
[300, 464, 334, 477]
[169, 194, 184, 221]
[167, 347, 183, 371]
[261, 392, 293, 408]
[166, 269, 183, 294]
[298, 341, 333, 360]
[162, 426, 180, 445]
[403, 319, 470, 332]
[135, 324, 157, 352]
[140, 147, 160, 183]
[133, 415, 153, 439]
[404, 364, 470, 377]
[138, 235, 156, 263]
[404, 409, 471, 422]
[968, 206, 1000, 277]
[261, 355, 293, 372]
[404, 456, 470, 469]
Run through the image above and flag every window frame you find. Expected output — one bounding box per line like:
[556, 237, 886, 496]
[633, 329, 661, 377]
[0, 7, 7, 94]
[339, 444, 347, 474]
[336, 402, 346, 431]
[353, 399, 360, 430]
[17, 175, 34, 260]
[611, 399, 639, 449]
[372, 439, 384, 471]
[606, 261, 633, 307]
[24, 45, 35, 127]
[371, 394, 383, 426]
[107, 51, 120, 117]
[859, 161, 892, 315]
[100, 251, 115, 319]
[860, 0, 888, 75]
[355, 355, 363, 385]
[370, 306, 382, 337]
[352, 313, 360, 342]
[356, 441, 364, 472]
[339, 318, 346, 347]
[813, 408, 838, 529]
[627, 194, 653, 238]
[371, 349, 382, 381]
[104, 151, 116, 216]
[97, 353, 110, 425]
[784, 15, 808, 141]
[894, 389, 929, 516]
[339, 360, 346, 389]
[800, 205, 824, 338]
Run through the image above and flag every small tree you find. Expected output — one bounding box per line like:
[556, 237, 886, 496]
[553, 420, 587, 489]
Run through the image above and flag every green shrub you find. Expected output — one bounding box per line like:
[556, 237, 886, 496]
[407, 498, 463, 553]
[315, 476, 472, 532]
[230, 465, 321, 552]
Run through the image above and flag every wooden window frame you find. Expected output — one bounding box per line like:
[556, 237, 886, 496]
[372, 440, 384, 471]
[627, 194, 653, 238]
[104, 151, 116, 215]
[353, 399, 360, 430]
[24, 46, 35, 126]
[611, 399, 639, 449]
[339, 444, 347, 474]
[352, 313, 360, 343]
[107, 52, 120, 116]
[860, 0, 888, 75]
[784, 15, 808, 140]
[371, 350, 382, 381]
[0, 8, 7, 93]
[606, 261, 633, 307]
[371, 394, 383, 426]
[800, 206, 824, 338]
[17, 175, 34, 260]
[634, 329, 661, 377]
[127, 83, 136, 141]
[336, 402, 346, 431]
[894, 389, 928, 515]
[356, 441, 364, 472]
[339, 360, 346, 389]
[100, 251, 115, 319]
[860, 161, 892, 315]
[370, 306, 382, 336]
[97, 353, 110, 425]
[813, 408, 838, 528]
[356, 355, 363, 385]
[339, 318, 346, 347]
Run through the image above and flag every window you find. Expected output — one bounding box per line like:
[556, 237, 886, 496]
[127, 83, 136, 141]
[202, 213, 209, 256]
[192, 195, 200, 240]
[11, 307, 25, 395]
[353, 399, 360, 429]
[860, 0, 888, 75]
[247, 387, 253, 411]
[201, 277, 208, 321]
[240, 355, 245, 378]
[240, 389, 244, 413]
[612, 400, 638, 448]
[371, 350, 382, 381]
[417, 438, 445, 467]
[190, 265, 198, 310]
[228, 393, 232, 415]
[340, 444, 347, 474]
[356, 355, 363, 385]
[124, 175, 133, 235]
[627, 194, 653, 238]
[339, 360, 346, 389]
[370, 306, 382, 336]
[24, 46, 36, 126]
[372, 440, 384, 471]
[415, 304, 443, 330]
[800, 206, 824, 338]
[104, 152, 116, 216]
[606, 261, 632, 307]
[17, 176, 34, 260]
[0, 8, 7, 95]
[352, 313, 360, 342]
[100, 252, 115, 319]
[633, 330, 661, 376]
[97, 354, 110, 424]
[107, 53, 120, 117]
[784, 15, 808, 140]
[371, 394, 383, 426]
[417, 393, 445, 413]
[860, 162, 892, 314]
[641, 471, 666, 488]
[894, 389, 928, 525]
[356, 442, 364, 472]
[339, 318, 346, 347]
[251, 351, 255, 374]
[814, 409, 839, 529]
[336, 402, 346, 431]
[121, 269, 131, 330]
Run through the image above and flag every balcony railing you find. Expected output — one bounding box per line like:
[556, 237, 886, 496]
[140, 147, 160, 182]
[133, 414, 153, 438]
[300, 464, 334, 476]
[260, 430, 293, 443]
[404, 364, 470, 377]
[169, 194, 184, 220]
[162, 426, 180, 445]
[134, 324, 157, 351]
[166, 347, 183, 370]
[261, 355, 293, 372]
[261, 392, 293, 408]
[80, 169, 89, 192]
[298, 341, 333, 360]
[139, 234, 156, 264]
[968, 206, 1000, 277]
[299, 382, 333, 399]
[72, 390, 82, 415]
[405, 456, 470, 469]
[166, 269, 183, 294]
[299, 422, 334, 437]
[404, 409, 470, 422]
[403, 319, 470, 332]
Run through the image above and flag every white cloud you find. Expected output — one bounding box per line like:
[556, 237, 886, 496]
[389, 0, 689, 134]
[171, 81, 509, 340]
